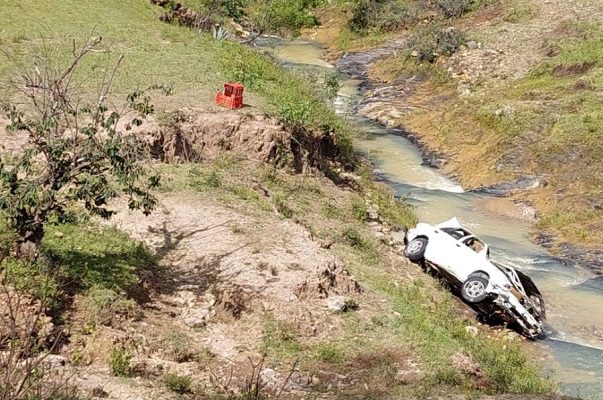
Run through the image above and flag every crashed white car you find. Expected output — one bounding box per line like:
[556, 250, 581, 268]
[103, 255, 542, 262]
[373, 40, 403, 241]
[404, 218, 546, 339]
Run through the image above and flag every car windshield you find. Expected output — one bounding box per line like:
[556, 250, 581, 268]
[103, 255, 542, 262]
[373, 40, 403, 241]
[441, 227, 470, 240]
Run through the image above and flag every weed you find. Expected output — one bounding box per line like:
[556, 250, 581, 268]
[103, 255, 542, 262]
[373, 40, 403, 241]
[230, 223, 245, 234]
[503, 4, 537, 23]
[434, 0, 477, 18]
[342, 227, 378, 260]
[312, 342, 345, 364]
[108, 346, 131, 377]
[164, 332, 198, 363]
[273, 194, 294, 218]
[163, 373, 193, 394]
[262, 314, 302, 360]
[322, 202, 344, 219]
[408, 25, 467, 63]
[83, 286, 142, 327]
[351, 196, 369, 221]
[189, 168, 223, 190]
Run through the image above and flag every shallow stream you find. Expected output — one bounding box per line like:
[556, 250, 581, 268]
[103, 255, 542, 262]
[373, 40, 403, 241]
[272, 39, 603, 398]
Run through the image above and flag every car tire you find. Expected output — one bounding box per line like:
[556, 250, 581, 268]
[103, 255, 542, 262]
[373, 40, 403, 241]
[461, 274, 489, 303]
[404, 238, 427, 262]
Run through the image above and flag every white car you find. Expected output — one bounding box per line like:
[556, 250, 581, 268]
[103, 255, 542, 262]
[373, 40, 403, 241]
[404, 218, 546, 339]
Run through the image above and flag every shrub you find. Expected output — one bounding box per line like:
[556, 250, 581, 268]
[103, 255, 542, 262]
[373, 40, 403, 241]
[108, 346, 131, 377]
[163, 373, 193, 394]
[434, 0, 474, 18]
[351, 197, 369, 221]
[248, 0, 323, 37]
[0, 37, 161, 259]
[408, 25, 467, 63]
[349, 0, 417, 33]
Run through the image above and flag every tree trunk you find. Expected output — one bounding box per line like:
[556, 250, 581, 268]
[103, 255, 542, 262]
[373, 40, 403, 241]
[15, 225, 44, 261]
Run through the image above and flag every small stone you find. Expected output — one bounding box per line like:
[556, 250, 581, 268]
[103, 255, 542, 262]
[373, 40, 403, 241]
[390, 230, 407, 246]
[467, 40, 478, 49]
[367, 207, 379, 221]
[41, 354, 67, 368]
[410, 50, 419, 57]
[465, 326, 478, 336]
[325, 295, 346, 312]
[91, 387, 109, 398]
[395, 369, 418, 384]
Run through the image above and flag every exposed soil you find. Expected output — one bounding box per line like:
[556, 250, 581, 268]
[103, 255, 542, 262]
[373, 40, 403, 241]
[149, 108, 343, 173]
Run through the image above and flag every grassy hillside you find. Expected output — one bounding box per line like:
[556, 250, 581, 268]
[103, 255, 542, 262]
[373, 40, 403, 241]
[0, 0, 353, 158]
[0, 1, 558, 398]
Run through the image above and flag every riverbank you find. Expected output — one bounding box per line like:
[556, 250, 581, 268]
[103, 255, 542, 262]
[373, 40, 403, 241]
[302, 0, 603, 275]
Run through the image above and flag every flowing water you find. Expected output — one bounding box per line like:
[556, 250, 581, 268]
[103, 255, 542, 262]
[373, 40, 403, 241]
[271, 39, 603, 398]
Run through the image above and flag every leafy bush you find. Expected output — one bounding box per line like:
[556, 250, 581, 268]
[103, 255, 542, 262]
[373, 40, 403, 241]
[108, 346, 131, 377]
[248, 0, 324, 36]
[434, 0, 474, 18]
[163, 373, 193, 394]
[0, 38, 161, 259]
[408, 25, 467, 63]
[349, 0, 417, 33]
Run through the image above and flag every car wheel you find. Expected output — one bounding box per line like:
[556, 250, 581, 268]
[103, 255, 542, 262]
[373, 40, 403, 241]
[461, 274, 489, 303]
[404, 238, 427, 262]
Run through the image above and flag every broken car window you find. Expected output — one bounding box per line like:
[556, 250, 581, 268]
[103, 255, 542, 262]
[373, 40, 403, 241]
[441, 227, 470, 240]
[462, 237, 485, 253]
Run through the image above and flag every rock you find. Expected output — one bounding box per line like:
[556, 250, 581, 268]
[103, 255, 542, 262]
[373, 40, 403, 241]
[259, 368, 278, 389]
[41, 354, 67, 368]
[390, 230, 407, 246]
[474, 175, 547, 197]
[367, 207, 379, 221]
[91, 387, 109, 398]
[467, 40, 478, 49]
[326, 296, 346, 312]
[465, 326, 478, 336]
[410, 50, 419, 57]
[178, 291, 216, 327]
[182, 307, 214, 327]
[394, 369, 418, 384]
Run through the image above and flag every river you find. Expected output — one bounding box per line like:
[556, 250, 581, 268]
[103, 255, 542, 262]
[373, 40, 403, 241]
[270, 38, 603, 398]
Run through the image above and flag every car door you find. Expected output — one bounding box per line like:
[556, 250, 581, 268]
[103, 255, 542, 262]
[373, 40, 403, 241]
[453, 235, 488, 281]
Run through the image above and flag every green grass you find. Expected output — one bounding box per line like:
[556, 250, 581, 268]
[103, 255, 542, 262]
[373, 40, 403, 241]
[42, 223, 153, 293]
[503, 4, 538, 23]
[108, 345, 132, 377]
[0, 0, 354, 162]
[0, 0, 222, 100]
[345, 263, 556, 394]
[163, 373, 193, 394]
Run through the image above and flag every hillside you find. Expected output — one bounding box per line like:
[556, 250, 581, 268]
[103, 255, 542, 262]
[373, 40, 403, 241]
[0, 1, 566, 399]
